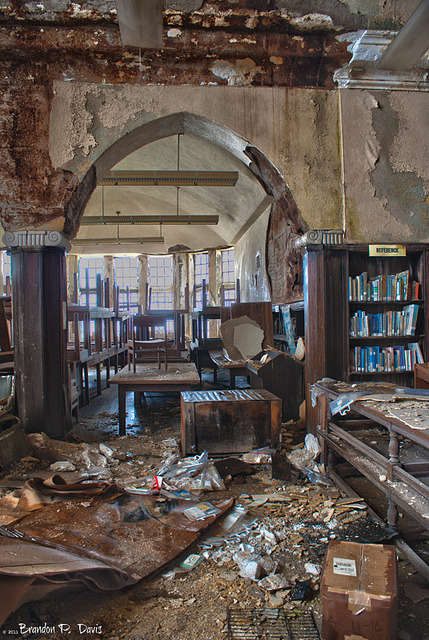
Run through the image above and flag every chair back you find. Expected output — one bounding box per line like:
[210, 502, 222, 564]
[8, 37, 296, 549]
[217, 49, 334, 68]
[130, 314, 168, 371]
[132, 314, 168, 339]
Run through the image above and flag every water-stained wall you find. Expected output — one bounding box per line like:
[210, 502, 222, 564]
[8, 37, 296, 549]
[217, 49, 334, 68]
[341, 89, 429, 243]
[0, 0, 427, 304]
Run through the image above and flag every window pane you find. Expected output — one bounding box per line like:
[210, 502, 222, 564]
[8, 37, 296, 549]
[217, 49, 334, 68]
[194, 253, 209, 285]
[221, 249, 236, 306]
[221, 249, 235, 284]
[148, 255, 173, 310]
[114, 257, 139, 313]
[223, 288, 236, 307]
[114, 257, 139, 288]
[79, 257, 104, 288]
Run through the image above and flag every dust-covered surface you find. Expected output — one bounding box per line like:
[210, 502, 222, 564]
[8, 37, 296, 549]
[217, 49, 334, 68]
[0, 385, 429, 640]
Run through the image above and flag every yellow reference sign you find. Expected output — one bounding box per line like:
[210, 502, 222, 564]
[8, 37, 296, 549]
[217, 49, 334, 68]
[369, 244, 406, 257]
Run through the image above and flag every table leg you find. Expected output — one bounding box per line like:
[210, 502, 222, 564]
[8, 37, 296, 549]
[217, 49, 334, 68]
[196, 352, 202, 379]
[387, 495, 398, 526]
[229, 369, 235, 389]
[119, 386, 126, 436]
[83, 363, 89, 405]
[388, 428, 400, 480]
[317, 392, 329, 469]
[96, 363, 102, 396]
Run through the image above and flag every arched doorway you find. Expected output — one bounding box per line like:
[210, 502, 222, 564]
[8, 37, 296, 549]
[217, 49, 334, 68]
[8, 112, 307, 438]
[65, 112, 307, 304]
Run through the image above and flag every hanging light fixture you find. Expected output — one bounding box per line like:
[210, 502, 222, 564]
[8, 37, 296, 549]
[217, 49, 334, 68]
[74, 209, 165, 246]
[99, 170, 238, 187]
[80, 215, 219, 225]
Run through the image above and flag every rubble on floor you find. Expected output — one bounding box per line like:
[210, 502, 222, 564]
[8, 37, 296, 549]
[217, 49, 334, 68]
[0, 406, 427, 639]
[0, 422, 393, 635]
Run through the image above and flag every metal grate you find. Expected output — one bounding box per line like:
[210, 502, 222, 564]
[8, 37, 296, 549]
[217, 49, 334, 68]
[227, 608, 320, 640]
[288, 613, 321, 639]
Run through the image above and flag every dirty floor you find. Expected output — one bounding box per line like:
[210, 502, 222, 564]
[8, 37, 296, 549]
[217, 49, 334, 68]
[1, 368, 429, 640]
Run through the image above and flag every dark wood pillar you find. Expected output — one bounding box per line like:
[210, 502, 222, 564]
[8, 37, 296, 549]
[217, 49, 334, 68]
[299, 230, 346, 433]
[7, 232, 71, 438]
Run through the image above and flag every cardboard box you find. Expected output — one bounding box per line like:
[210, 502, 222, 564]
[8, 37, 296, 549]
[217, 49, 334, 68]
[321, 540, 397, 640]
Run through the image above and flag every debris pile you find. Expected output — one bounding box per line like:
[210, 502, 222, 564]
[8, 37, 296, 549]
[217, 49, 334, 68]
[0, 425, 399, 637]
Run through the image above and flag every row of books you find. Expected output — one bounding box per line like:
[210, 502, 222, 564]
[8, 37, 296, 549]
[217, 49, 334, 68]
[349, 270, 420, 302]
[351, 342, 424, 373]
[350, 304, 419, 337]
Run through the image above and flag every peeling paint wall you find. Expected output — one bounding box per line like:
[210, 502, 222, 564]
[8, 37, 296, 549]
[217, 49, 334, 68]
[341, 89, 429, 242]
[0, 0, 427, 305]
[50, 82, 342, 233]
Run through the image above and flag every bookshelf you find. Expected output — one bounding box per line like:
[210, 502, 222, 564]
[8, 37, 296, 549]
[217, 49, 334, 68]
[302, 236, 429, 432]
[347, 249, 426, 381]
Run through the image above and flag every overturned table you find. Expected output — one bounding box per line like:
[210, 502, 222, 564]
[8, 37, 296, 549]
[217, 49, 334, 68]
[110, 362, 200, 435]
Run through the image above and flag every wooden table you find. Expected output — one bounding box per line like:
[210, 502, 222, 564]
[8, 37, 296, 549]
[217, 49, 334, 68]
[110, 362, 200, 435]
[209, 351, 248, 389]
[313, 379, 429, 531]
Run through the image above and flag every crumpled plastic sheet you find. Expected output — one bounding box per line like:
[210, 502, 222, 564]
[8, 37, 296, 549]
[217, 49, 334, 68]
[310, 378, 337, 407]
[329, 391, 370, 416]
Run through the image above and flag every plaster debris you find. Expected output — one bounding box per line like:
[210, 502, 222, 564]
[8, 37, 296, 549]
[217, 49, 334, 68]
[210, 59, 261, 87]
[289, 13, 335, 30]
[167, 28, 182, 38]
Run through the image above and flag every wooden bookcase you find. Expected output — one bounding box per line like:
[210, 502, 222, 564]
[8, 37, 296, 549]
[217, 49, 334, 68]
[302, 236, 429, 431]
[347, 248, 426, 383]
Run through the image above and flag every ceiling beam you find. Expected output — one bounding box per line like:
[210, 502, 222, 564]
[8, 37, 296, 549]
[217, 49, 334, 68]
[375, 0, 429, 70]
[100, 170, 239, 186]
[80, 215, 219, 225]
[72, 237, 165, 245]
[115, 0, 163, 49]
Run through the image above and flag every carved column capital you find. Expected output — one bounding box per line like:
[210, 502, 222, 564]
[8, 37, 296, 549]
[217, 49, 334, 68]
[3, 229, 71, 251]
[295, 229, 345, 248]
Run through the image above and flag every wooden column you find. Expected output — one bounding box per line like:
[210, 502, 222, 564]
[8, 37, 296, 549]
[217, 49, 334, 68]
[104, 256, 114, 307]
[300, 230, 346, 434]
[173, 252, 190, 310]
[208, 249, 221, 305]
[7, 231, 71, 438]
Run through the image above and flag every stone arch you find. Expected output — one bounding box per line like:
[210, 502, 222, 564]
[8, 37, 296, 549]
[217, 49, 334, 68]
[64, 111, 307, 303]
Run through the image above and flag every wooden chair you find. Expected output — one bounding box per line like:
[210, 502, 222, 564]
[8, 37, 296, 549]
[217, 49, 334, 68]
[128, 314, 168, 372]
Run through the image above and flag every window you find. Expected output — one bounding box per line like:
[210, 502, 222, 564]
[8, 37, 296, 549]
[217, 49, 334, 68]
[148, 256, 173, 310]
[79, 257, 104, 306]
[2, 253, 11, 294]
[114, 257, 139, 314]
[221, 249, 236, 306]
[193, 252, 209, 309]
